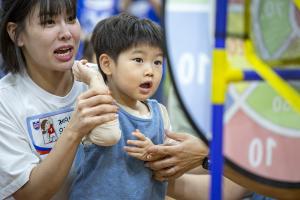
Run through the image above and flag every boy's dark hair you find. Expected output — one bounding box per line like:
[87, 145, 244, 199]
[91, 13, 163, 83]
[0, 0, 76, 74]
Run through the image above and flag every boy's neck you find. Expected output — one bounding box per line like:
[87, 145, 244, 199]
[113, 94, 150, 115]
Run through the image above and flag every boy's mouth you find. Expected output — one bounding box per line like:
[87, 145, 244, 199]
[139, 81, 153, 95]
[139, 81, 153, 89]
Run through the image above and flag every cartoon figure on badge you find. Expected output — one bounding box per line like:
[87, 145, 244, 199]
[41, 118, 58, 144]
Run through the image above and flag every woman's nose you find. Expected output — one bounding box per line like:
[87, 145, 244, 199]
[58, 23, 72, 41]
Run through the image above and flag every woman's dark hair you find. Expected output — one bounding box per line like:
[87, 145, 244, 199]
[91, 13, 163, 83]
[82, 35, 95, 62]
[0, 0, 77, 74]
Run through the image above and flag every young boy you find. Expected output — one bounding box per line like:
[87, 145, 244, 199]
[70, 13, 171, 200]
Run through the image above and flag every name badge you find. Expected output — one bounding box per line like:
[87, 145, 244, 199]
[26, 107, 74, 155]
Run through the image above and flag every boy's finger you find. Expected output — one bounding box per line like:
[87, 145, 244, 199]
[127, 139, 146, 147]
[132, 129, 146, 141]
[80, 59, 88, 64]
[124, 146, 143, 153]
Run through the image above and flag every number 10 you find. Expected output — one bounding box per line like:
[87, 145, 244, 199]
[248, 137, 277, 167]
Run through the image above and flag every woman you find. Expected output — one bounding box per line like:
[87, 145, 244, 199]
[0, 0, 118, 199]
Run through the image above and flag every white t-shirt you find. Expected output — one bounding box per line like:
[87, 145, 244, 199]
[0, 72, 88, 200]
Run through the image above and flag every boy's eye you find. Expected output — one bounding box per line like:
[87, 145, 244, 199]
[133, 58, 143, 63]
[154, 60, 162, 66]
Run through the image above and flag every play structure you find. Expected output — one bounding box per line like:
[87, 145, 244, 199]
[163, 0, 300, 199]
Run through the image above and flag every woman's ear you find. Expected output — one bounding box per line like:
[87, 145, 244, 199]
[99, 54, 113, 76]
[7, 22, 24, 46]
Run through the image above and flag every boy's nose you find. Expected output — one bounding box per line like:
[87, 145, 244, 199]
[144, 71, 153, 77]
[144, 65, 154, 77]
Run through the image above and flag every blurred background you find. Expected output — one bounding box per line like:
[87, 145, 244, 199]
[1, 0, 300, 199]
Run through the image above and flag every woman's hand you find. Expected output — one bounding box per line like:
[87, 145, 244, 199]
[145, 130, 209, 181]
[66, 88, 118, 141]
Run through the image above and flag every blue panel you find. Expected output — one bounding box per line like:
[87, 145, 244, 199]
[165, 2, 213, 138]
[210, 104, 224, 200]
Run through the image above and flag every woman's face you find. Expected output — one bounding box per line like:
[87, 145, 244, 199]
[18, 5, 81, 73]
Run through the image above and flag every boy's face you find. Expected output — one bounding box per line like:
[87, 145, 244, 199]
[107, 44, 163, 105]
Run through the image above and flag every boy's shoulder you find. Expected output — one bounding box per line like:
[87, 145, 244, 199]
[146, 99, 168, 115]
[146, 99, 171, 130]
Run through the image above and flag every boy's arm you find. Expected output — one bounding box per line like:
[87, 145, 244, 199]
[73, 60, 121, 146]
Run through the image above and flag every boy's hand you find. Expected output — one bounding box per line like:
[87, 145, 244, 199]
[124, 129, 157, 161]
[73, 60, 99, 84]
[73, 59, 109, 93]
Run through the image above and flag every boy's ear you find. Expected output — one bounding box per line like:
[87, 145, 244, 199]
[99, 54, 113, 76]
[7, 22, 24, 46]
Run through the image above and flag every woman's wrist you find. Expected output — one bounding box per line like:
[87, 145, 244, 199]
[62, 127, 83, 145]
